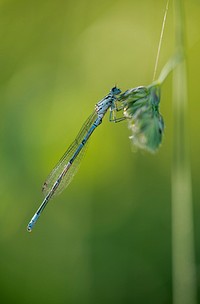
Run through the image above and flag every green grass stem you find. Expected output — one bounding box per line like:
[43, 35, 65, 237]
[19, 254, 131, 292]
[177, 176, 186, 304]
[172, 1, 197, 304]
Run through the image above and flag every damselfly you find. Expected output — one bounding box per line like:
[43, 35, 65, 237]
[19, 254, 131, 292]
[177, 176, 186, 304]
[27, 86, 121, 232]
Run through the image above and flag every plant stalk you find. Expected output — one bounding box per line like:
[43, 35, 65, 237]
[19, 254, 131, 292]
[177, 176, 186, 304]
[172, 1, 197, 304]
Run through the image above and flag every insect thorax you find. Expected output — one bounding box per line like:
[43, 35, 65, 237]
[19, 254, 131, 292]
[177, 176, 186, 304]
[96, 95, 114, 116]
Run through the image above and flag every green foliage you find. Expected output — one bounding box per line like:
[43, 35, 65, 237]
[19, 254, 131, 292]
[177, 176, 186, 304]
[119, 84, 164, 153]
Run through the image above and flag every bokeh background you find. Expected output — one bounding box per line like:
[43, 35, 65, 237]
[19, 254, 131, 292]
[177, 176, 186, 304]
[0, 0, 200, 303]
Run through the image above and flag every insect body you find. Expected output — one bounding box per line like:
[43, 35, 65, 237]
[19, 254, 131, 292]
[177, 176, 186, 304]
[27, 87, 121, 232]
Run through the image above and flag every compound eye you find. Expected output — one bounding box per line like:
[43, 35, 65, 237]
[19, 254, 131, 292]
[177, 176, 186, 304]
[111, 86, 121, 95]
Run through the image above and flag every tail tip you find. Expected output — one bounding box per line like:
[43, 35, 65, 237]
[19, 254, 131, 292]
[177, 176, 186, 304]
[27, 224, 32, 232]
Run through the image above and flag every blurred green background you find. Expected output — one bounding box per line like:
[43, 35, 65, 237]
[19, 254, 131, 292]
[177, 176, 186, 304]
[0, 0, 200, 303]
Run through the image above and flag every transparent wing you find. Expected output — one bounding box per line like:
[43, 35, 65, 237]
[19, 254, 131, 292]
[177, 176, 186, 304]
[42, 110, 98, 197]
